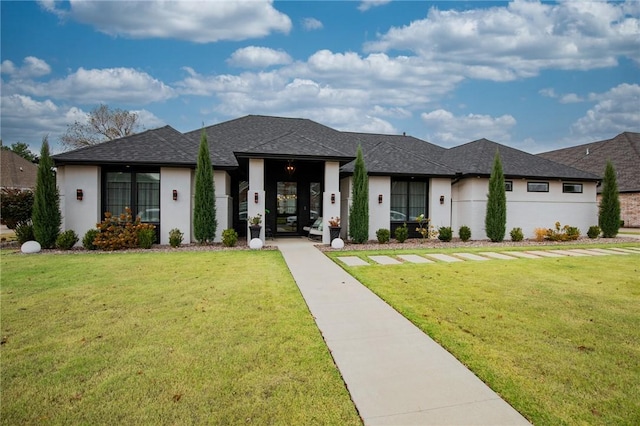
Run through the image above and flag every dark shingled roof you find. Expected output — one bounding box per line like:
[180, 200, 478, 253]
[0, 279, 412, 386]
[51, 115, 604, 183]
[1, 150, 38, 189]
[439, 138, 600, 181]
[537, 132, 640, 192]
[53, 126, 198, 167]
[184, 115, 357, 166]
[341, 132, 455, 176]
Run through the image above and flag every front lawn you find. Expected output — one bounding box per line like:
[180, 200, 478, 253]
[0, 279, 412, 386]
[1, 250, 361, 425]
[332, 249, 640, 425]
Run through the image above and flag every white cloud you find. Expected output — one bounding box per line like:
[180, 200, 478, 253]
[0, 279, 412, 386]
[539, 88, 557, 98]
[41, 0, 291, 43]
[365, 0, 639, 80]
[7, 67, 175, 104]
[0, 94, 165, 153]
[1, 56, 51, 79]
[358, 0, 392, 12]
[420, 109, 516, 147]
[569, 83, 640, 140]
[227, 46, 292, 68]
[302, 17, 323, 31]
[559, 93, 584, 104]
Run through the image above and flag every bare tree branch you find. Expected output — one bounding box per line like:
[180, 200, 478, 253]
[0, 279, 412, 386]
[60, 104, 140, 150]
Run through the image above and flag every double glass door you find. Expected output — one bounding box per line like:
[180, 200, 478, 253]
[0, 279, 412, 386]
[276, 181, 297, 233]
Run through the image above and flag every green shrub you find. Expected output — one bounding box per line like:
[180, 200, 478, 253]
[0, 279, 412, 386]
[55, 230, 78, 250]
[546, 222, 580, 242]
[565, 226, 580, 241]
[376, 228, 390, 244]
[598, 161, 620, 238]
[394, 223, 408, 243]
[82, 229, 100, 250]
[138, 228, 156, 249]
[0, 188, 34, 229]
[32, 137, 61, 248]
[587, 225, 601, 239]
[438, 226, 453, 242]
[94, 209, 155, 251]
[459, 225, 471, 242]
[510, 227, 524, 242]
[14, 222, 35, 244]
[348, 145, 369, 243]
[169, 228, 184, 248]
[222, 228, 238, 247]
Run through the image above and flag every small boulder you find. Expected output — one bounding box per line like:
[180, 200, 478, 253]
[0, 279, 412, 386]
[331, 238, 344, 249]
[249, 238, 263, 250]
[21, 240, 41, 254]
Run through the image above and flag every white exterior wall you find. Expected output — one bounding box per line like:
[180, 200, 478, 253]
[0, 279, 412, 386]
[452, 177, 598, 240]
[247, 159, 265, 243]
[429, 178, 452, 230]
[369, 176, 390, 240]
[160, 168, 192, 245]
[214, 170, 232, 243]
[58, 165, 101, 244]
[323, 161, 341, 244]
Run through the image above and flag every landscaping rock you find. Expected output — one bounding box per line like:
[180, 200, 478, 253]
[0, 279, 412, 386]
[249, 238, 263, 250]
[21, 240, 41, 254]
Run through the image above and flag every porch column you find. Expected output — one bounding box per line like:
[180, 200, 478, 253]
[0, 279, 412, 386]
[248, 158, 265, 243]
[323, 161, 341, 244]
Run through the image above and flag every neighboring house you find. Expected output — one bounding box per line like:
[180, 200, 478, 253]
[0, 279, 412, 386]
[1, 150, 38, 190]
[538, 132, 640, 228]
[52, 115, 600, 244]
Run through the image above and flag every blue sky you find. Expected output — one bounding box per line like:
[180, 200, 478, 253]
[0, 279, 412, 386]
[1, 0, 638, 155]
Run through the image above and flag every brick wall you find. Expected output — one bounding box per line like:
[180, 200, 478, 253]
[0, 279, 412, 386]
[596, 192, 640, 228]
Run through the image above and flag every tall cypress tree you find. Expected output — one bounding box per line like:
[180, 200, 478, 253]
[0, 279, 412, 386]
[32, 136, 61, 248]
[193, 130, 217, 243]
[599, 160, 620, 238]
[349, 145, 369, 243]
[485, 149, 507, 242]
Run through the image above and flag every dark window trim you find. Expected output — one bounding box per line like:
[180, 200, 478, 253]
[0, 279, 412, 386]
[390, 178, 429, 222]
[505, 180, 513, 192]
[527, 181, 549, 192]
[562, 182, 583, 193]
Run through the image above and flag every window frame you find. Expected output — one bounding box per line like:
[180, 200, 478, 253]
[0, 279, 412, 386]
[527, 181, 549, 193]
[390, 178, 429, 222]
[505, 180, 513, 192]
[102, 167, 161, 222]
[562, 182, 583, 194]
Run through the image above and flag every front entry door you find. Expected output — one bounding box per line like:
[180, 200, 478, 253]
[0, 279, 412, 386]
[276, 181, 297, 234]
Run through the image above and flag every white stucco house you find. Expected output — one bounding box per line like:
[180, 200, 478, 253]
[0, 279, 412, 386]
[52, 115, 600, 245]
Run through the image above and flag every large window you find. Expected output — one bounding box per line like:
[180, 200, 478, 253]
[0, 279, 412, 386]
[390, 180, 428, 221]
[104, 171, 160, 222]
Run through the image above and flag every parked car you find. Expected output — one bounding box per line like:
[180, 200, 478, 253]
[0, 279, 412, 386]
[138, 208, 160, 222]
[390, 210, 407, 221]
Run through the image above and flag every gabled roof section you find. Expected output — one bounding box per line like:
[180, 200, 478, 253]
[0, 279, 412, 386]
[341, 133, 456, 176]
[537, 132, 640, 192]
[1, 150, 38, 189]
[52, 126, 198, 167]
[185, 115, 357, 167]
[440, 138, 600, 181]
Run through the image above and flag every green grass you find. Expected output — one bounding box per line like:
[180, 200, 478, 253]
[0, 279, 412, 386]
[1, 250, 361, 425]
[332, 250, 640, 425]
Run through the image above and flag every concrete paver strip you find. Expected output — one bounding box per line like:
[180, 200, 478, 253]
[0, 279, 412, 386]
[397, 254, 434, 264]
[479, 251, 517, 260]
[524, 250, 565, 258]
[503, 251, 541, 259]
[590, 247, 638, 254]
[426, 253, 464, 263]
[454, 252, 490, 261]
[546, 249, 589, 257]
[337, 256, 370, 266]
[277, 238, 530, 425]
[369, 255, 402, 265]
[568, 248, 608, 256]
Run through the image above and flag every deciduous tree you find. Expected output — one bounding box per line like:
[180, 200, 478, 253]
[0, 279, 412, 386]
[60, 104, 140, 150]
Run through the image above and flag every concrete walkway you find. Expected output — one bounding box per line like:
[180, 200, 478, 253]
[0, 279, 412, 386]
[276, 238, 530, 425]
